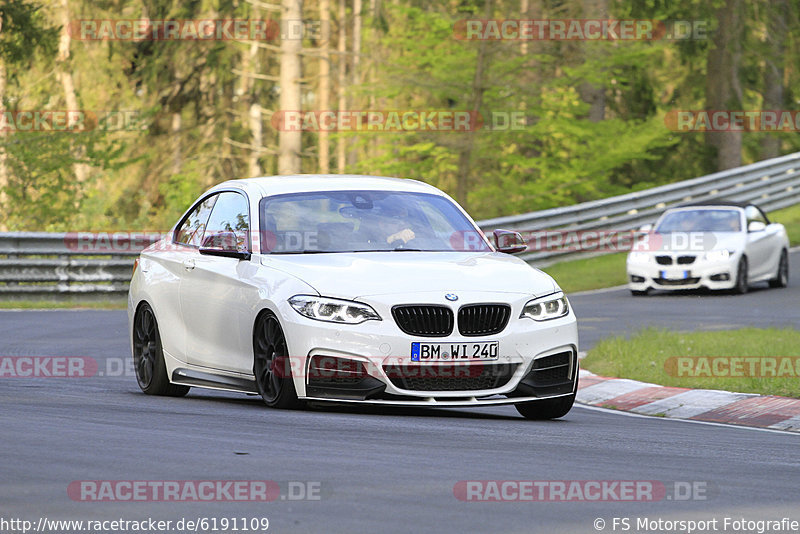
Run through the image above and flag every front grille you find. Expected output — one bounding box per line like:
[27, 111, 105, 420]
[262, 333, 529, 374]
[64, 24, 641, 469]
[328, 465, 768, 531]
[383, 363, 515, 391]
[677, 255, 696, 265]
[528, 351, 572, 386]
[457, 304, 511, 336]
[392, 305, 454, 337]
[655, 256, 673, 265]
[654, 277, 700, 286]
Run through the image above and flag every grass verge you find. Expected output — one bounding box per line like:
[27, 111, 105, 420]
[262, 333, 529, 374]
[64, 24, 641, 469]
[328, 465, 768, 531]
[542, 203, 800, 293]
[0, 300, 126, 310]
[582, 327, 800, 398]
[540, 253, 628, 294]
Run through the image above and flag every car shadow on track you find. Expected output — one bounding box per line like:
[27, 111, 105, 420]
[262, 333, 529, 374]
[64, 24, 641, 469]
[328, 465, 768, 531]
[145, 390, 555, 422]
[643, 283, 773, 298]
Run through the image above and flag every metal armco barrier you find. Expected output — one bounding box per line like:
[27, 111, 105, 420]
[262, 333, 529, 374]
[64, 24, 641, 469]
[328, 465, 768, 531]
[2, 152, 800, 300]
[477, 151, 800, 264]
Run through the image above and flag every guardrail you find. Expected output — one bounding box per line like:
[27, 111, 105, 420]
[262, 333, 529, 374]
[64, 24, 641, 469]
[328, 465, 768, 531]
[2, 152, 800, 300]
[477, 151, 800, 264]
[0, 232, 159, 301]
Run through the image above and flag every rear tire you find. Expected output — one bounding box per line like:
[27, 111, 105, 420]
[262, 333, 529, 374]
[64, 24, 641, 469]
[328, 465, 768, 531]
[733, 257, 748, 294]
[768, 250, 789, 288]
[253, 311, 303, 410]
[132, 303, 190, 397]
[515, 393, 576, 420]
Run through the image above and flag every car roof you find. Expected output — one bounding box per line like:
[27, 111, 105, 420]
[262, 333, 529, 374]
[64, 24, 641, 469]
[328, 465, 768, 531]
[212, 174, 444, 198]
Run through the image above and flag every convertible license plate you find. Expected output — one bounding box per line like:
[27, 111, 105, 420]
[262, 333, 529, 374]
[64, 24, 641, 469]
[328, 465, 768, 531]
[410, 341, 499, 362]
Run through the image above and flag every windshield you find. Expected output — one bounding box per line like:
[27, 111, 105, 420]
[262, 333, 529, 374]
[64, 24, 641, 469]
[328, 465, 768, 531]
[655, 209, 741, 233]
[259, 190, 491, 253]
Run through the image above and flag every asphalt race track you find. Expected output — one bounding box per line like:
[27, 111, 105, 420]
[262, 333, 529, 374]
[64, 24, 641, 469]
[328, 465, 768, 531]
[1, 250, 799, 533]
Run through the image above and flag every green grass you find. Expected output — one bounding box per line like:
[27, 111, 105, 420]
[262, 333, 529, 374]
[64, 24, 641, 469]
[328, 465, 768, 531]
[541, 203, 800, 293]
[582, 327, 800, 398]
[0, 299, 126, 310]
[540, 252, 628, 293]
[770, 203, 800, 246]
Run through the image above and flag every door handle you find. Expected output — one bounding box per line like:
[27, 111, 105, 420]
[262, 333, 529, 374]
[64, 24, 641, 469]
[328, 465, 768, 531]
[183, 259, 196, 271]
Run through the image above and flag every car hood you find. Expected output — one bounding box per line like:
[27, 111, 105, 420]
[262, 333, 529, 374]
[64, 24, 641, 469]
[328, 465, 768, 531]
[259, 252, 559, 300]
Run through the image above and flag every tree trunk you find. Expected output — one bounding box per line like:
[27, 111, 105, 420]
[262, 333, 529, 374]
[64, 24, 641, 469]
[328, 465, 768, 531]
[279, 0, 303, 175]
[705, 0, 743, 170]
[455, 0, 492, 209]
[0, 59, 7, 230]
[760, 0, 787, 160]
[56, 0, 89, 183]
[336, 0, 347, 173]
[318, 0, 331, 174]
[346, 0, 362, 167]
[578, 0, 607, 122]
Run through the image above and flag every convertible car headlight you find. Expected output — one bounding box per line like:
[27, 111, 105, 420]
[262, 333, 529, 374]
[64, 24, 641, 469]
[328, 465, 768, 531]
[520, 293, 569, 321]
[703, 249, 731, 262]
[289, 295, 381, 324]
[628, 252, 650, 264]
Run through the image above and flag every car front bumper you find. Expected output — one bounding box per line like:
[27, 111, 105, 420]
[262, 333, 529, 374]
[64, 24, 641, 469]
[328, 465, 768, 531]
[278, 291, 579, 405]
[626, 255, 738, 291]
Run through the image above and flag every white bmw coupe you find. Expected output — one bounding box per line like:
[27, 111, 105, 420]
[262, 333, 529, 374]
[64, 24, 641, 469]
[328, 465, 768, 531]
[128, 175, 578, 419]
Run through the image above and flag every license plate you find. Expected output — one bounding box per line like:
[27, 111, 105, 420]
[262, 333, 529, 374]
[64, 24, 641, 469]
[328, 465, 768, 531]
[410, 341, 499, 362]
[660, 270, 690, 280]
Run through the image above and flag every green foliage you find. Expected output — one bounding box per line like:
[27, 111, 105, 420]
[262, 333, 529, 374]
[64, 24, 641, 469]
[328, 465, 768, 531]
[0, 0, 798, 230]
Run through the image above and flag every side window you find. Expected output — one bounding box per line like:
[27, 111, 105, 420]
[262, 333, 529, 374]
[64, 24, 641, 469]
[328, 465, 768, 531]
[745, 205, 767, 225]
[202, 192, 250, 251]
[175, 195, 217, 247]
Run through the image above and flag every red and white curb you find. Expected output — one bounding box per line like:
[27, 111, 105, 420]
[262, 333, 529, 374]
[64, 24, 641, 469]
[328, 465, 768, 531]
[577, 369, 800, 432]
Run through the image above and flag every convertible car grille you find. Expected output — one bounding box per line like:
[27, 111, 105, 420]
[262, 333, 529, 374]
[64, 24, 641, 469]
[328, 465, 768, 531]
[677, 255, 696, 265]
[655, 255, 673, 265]
[392, 305, 454, 337]
[457, 304, 511, 337]
[654, 277, 701, 286]
[383, 363, 515, 391]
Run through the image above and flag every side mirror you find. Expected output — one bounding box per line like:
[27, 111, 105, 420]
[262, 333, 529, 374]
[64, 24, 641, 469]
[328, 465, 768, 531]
[199, 231, 251, 260]
[747, 221, 766, 233]
[493, 229, 527, 254]
[638, 223, 653, 233]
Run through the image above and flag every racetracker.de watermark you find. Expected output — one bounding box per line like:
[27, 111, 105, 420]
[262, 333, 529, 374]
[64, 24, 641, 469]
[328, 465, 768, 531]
[666, 110, 800, 132]
[0, 357, 97, 378]
[62, 230, 719, 254]
[67, 480, 324, 502]
[271, 110, 483, 132]
[454, 480, 712, 502]
[69, 19, 325, 41]
[453, 19, 707, 41]
[665, 357, 800, 378]
[0, 110, 145, 132]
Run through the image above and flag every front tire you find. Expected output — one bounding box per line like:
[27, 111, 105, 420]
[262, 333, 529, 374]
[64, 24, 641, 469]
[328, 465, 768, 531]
[630, 289, 649, 296]
[132, 303, 190, 397]
[253, 311, 303, 409]
[515, 393, 576, 420]
[768, 250, 789, 288]
[733, 257, 748, 294]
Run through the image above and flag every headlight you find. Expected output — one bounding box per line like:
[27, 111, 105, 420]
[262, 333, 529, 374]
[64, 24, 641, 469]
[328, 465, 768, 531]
[288, 295, 381, 324]
[628, 252, 650, 264]
[520, 293, 569, 321]
[703, 250, 731, 262]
